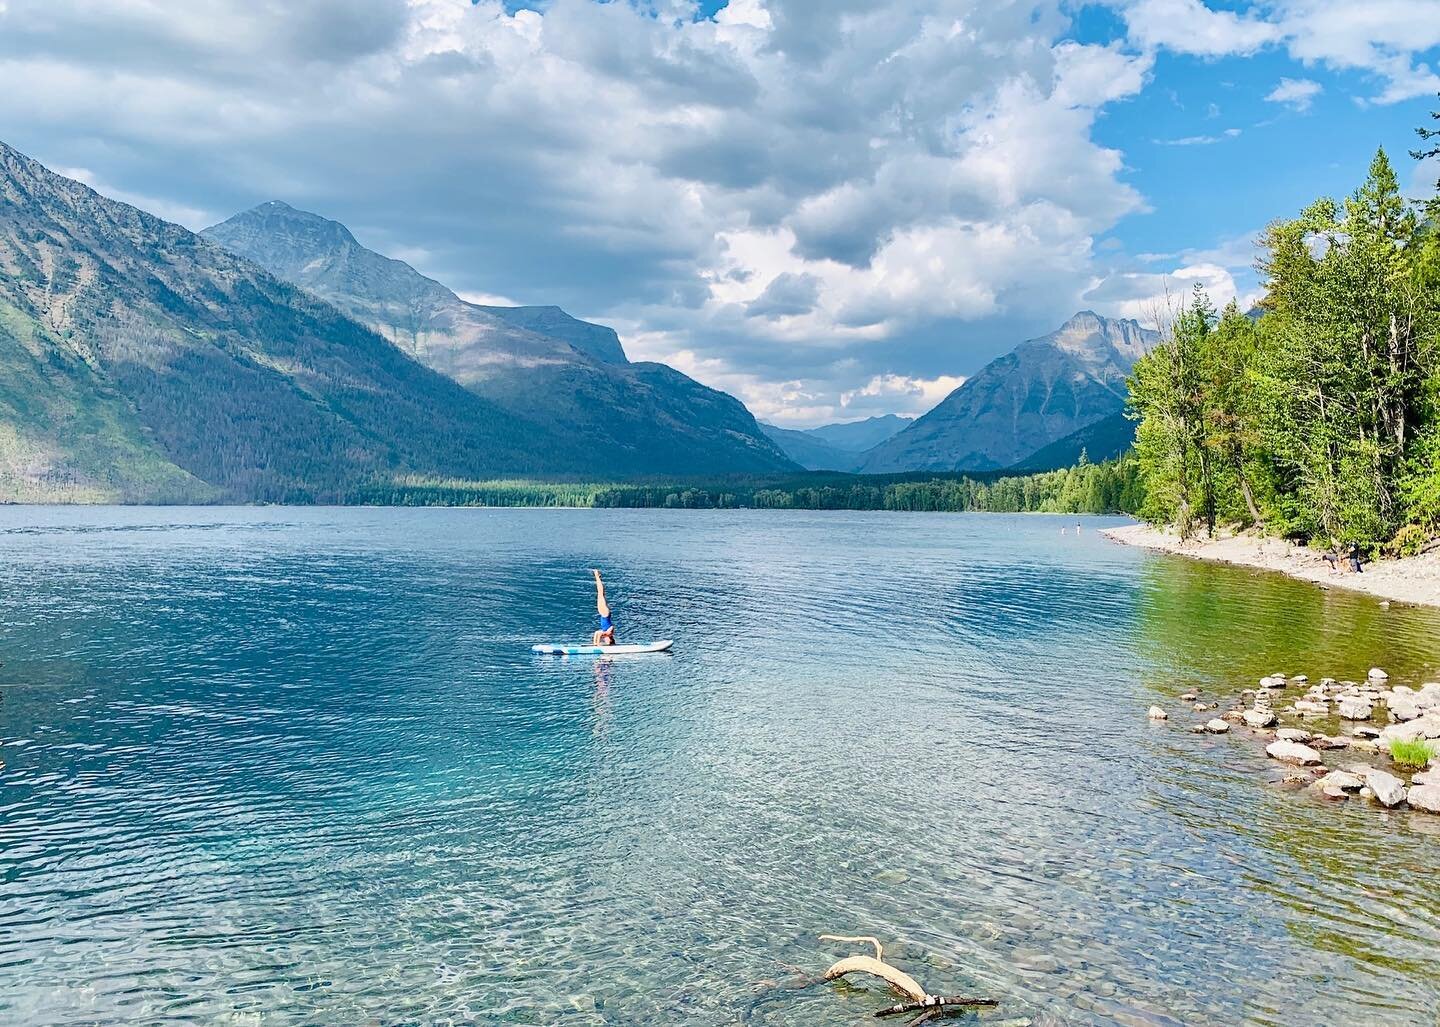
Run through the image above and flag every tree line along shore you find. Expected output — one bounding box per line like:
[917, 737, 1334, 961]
[1126, 139, 1440, 560]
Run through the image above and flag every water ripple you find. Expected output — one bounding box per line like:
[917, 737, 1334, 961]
[0, 508, 1437, 1025]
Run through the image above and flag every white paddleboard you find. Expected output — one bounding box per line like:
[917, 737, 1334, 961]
[531, 640, 674, 656]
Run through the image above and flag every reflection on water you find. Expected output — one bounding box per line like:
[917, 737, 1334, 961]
[0, 507, 1437, 1026]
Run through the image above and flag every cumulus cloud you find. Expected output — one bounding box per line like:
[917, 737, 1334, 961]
[840, 373, 968, 418]
[0, 0, 1427, 426]
[1115, 0, 1440, 103]
[1265, 77, 1322, 111]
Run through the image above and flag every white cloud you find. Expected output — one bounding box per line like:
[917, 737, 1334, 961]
[840, 373, 967, 418]
[1116, 0, 1440, 104]
[1084, 261, 1245, 325]
[1119, 0, 1280, 57]
[1264, 76, 1322, 111]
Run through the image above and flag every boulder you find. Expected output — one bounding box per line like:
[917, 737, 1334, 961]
[1368, 667, 1389, 681]
[1311, 735, 1349, 750]
[1338, 697, 1373, 720]
[1351, 726, 1381, 739]
[1389, 698, 1421, 722]
[1147, 706, 1168, 720]
[1407, 784, 1440, 814]
[1205, 719, 1231, 734]
[1314, 770, 1365, 792]
[1412, 766, 1440, 787]
[1367, 769, 1407, 808]
[1266, 740, 1323, 766]
[1275, 727, 1313, 742]
[1243, 709, 1277, 728]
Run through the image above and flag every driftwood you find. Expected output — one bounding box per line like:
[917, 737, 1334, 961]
[745, 934, 998, 1025]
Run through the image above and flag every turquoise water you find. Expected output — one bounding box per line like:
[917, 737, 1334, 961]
[1, 507, 1438, 1026]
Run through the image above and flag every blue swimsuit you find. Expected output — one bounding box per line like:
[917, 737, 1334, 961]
[598, 614, 613, 631]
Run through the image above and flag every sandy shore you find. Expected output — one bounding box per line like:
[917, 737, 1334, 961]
[1102, 522, 1440, 609]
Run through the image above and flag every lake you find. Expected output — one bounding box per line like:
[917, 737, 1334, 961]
[1, 507, 1438, 1026]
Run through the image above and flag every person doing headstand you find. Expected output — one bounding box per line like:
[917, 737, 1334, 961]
[591, 569, 617, 646]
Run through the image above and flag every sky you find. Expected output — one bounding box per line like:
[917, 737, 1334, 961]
[1, 0, 1438, 426]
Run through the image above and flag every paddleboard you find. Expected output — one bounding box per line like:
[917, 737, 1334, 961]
[531, 640, 674, 656]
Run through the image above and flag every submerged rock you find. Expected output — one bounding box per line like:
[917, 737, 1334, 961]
[1267, 740, 1323, 766]
[1367, 770, 1407, 808]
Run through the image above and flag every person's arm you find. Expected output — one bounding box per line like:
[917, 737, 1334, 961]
[592, 569, 610, 619]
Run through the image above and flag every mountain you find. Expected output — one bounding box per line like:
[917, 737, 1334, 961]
[758, 423, 863, 471]
[860, 312, 1157, 472]
[805, 414, 913, 452]
[203, 202, 792, 475]
[0, 141, 789, 502]
[1007, 411, 1137, 472]
[0, 140, 611, 502]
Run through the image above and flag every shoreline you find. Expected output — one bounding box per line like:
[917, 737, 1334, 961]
[1103, 522, 1440, 609]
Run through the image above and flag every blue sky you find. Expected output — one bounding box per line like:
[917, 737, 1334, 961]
[0, 0, 1437, 425]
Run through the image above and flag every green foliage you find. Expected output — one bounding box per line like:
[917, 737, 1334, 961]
[1128, 147, 1440, 552]
[344, 459, 1144, 514]
[1388, 738, 1437, 770]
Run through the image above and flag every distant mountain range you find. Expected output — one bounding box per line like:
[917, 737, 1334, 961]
[0, 141, 792, 501]
[0, 138, 1150, 503]
[202, 202, 791, 479]
[759, 414, 913, 471]
[860, 312, 1157, 472]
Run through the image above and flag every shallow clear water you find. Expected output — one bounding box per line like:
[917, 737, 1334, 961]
[1, 507, 1438, 1026]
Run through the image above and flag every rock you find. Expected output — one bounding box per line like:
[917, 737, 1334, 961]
[1189, 725, 1207, 734]
[1344, 763, 1377, 777]
[1381, 716, 1440, 744]
[1351, 726, 1381, 739]
[1369, 667, 1389, 681]
[1408, 784, 1440, 814]
[1350, 739, 1380, 753]
[1338, 697, 1373, 720]
[1266, 740, 1323, 766]
[1193, 702, 1216, 712]
[1311, 735, 1349, 750]
[1180, 692, 1198, 702]
[1275, 727, 1313, 742]
[1221, 709, 1246, 723]
[1243, 709, 1277, 728]
[1205, 719, 1230, 734]
[1147, 706, 1168, 720]
[1294, 700, 1329, 715]
[1320, 785, 1349, 800]
[1291, 675, 1308, 683]
[1412, 766, 1440, 786]
[1367, 769, 1407, 808]
[1390, 699, 1421, 722]
[1314, 770, 1365, 791]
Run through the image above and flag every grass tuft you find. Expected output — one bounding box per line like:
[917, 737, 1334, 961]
[1388, 738, 1437, 769]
